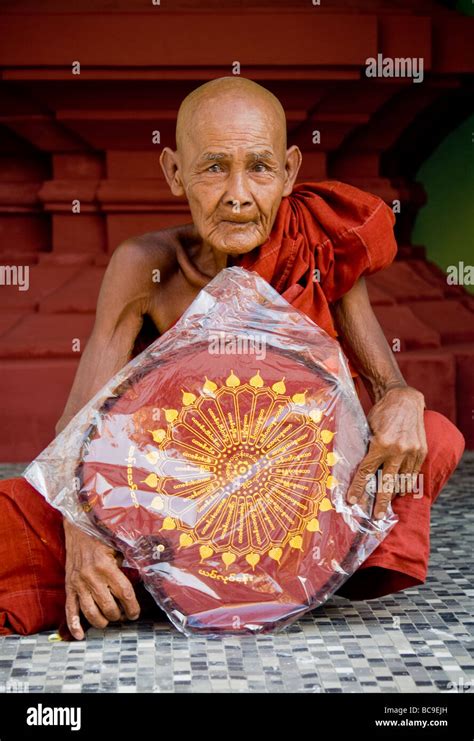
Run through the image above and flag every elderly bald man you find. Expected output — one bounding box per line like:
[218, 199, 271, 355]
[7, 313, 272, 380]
[0, 78, 464, 640]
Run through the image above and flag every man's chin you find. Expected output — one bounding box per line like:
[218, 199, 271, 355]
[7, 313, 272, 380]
[211, 226, 267, 255]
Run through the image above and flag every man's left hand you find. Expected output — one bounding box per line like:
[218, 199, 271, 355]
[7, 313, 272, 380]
[346, 386, 428, 520]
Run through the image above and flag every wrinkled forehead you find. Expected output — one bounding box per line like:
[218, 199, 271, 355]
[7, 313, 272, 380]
[177, 93, 287, 164]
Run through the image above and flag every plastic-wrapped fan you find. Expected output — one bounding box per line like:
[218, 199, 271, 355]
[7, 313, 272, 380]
[25, 266, 397, 635]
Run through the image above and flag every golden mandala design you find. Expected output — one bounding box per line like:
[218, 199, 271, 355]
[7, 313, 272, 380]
[130, 371, 339, 569]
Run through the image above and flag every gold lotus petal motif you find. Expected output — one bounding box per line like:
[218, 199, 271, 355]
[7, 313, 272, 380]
[199, 545, 214, 561]
[321, 429, 335, 444]
[272, 378, 286, 394]
[150, 495, 164, 511]
[149, 429, 166, 443]
[164, 408, 178, 423]
[268, 547, 283, 563]
[226, 370, 240, 388]
[292, 391, 307, 405]
[203, 376, 217, 394]
[143, 473, 159, 488]
[249, 370, 264, 388]
[289, 535, 303, 550]
[161, 516, 176, 530]
[246, 553, 260, 570]
[182, 390, 197, 406]
[222, 552, 236, 569]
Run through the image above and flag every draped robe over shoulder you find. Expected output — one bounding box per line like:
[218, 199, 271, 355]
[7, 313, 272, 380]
[237, 180, 398, 340]
[132, 180, 398, 358]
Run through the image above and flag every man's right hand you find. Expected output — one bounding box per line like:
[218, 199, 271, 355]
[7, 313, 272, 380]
[64, 519, 140, 640]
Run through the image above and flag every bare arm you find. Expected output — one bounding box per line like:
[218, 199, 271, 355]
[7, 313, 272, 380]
[59, 238, 171, 639]
[332, 277, 427, 518]
[55, 241, 152, 435]
[332, 276, 407, 402]
[56, 223, 199, 435]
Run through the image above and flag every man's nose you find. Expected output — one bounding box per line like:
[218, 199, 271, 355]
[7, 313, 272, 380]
[222, 171, 254, 212]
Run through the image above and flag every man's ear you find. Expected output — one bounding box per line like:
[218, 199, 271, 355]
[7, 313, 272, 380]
[160, 148, 186, 197]
[282, 145, 302, 197]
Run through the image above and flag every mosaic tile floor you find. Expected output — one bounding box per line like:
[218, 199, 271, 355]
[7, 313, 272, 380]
[0, 456, 472, 694]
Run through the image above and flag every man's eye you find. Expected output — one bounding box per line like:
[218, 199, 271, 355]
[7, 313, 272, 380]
[252, 163, 268, 172]
[208, 164, 223, 173]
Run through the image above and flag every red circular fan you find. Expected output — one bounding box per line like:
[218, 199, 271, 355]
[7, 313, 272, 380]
[77, 342, 368, 634]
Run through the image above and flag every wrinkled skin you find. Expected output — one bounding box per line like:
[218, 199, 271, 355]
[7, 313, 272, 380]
[333, 277, 427, 519]
[160, 77, 302, 257]
[57, 78, 426, 639]
[64, 521, 140, 640]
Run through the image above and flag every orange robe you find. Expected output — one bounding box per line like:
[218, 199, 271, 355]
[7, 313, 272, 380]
[0, 181, 465, 638]
[238, 180, 399, 340]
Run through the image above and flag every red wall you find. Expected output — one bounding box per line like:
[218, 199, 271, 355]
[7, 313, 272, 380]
[0, 1, 473, 458]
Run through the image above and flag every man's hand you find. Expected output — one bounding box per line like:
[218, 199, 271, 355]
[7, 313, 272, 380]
[64, 519, 140, 640]
[347, 386, 428, 520]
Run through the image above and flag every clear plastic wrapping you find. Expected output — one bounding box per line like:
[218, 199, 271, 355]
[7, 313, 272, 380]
[25, 266, 397, 635]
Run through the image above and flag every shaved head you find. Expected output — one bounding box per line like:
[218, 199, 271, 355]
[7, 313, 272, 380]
[161, 76, 301, 256]
[176, 77, 287, 153]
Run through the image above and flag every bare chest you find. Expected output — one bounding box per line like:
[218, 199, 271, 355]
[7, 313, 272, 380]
[147, 269, 211, 336]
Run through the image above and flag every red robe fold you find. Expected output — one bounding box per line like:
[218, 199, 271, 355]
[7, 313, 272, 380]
[0, 181, 464, 638]
[238, 180, 398, 340]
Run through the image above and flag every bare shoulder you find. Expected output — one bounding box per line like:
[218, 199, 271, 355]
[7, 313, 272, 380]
[111, 229, 179, 285]
[93, 229, 181, 324]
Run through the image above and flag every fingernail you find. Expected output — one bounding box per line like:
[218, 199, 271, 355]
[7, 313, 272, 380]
[375, 511, 385, 520]
[348, 496, 357, 505]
